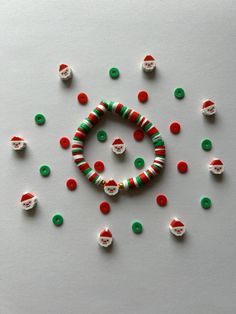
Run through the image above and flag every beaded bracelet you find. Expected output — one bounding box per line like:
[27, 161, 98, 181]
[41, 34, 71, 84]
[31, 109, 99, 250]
[72, 101, 166, 196]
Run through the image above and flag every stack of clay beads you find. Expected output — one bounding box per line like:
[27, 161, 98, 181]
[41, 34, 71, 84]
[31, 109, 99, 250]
[72, 101, 165, 194]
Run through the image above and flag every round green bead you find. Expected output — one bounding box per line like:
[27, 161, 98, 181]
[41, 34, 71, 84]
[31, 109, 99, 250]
[174, 88, 185, 99]
[134, 157, 145, 169]
[52, 213, 63, 226]
[39, 164, 51, 177]
[132, 221, 143, 234]
[201, 197, 212, 209]
[35, 113, 46, 125]
[201, 138, 212, 151]
[109, 67, 120, 79]
[97, 130, 107, 142]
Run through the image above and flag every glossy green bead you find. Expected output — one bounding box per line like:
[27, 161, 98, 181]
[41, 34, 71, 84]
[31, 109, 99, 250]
[52, 213, 63, 226]
[109, 67, 120, 79]
[97, 130, 107, 142]
[132, 221, 143, 234]
[35, 113, 46, 125]
[201, 138, 212, 151]
[201, 197, 212, 209]
[134, 157, 145, 169]
[174, 88, 185, 99]
[39, 164, 51, 177]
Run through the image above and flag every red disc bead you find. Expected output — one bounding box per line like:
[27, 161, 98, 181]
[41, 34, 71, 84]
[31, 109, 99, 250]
[94, 160, 105, 173]
[133, 129, 144, 141]
[156, 194, 168, 206]
[60, 137, 70, 149]
[177, 161, 188, 173]
[100, 201, 110, 214]
[169, 122, 181, 134]
[66, 178, 77, 190]
[138, 90, 148, 103]
[77, 92, 88, 104]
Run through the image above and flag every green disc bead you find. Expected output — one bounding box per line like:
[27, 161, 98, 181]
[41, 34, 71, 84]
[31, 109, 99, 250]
[97, 130, 107, 142]
[52, 213, 63, 226]
[35, 113, 46, 125]
[134, 157, 145, 169]
[201, 138, 212, 151]
[39, 164, 51, 177]
[174, 87, 185, 99]
[132, 221, 143, 234]
[201, 196, 212, 209]
[109, 67, 120, 79]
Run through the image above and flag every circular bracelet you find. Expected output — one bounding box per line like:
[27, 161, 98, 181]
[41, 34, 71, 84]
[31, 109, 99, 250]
[72, 101, 166, 196]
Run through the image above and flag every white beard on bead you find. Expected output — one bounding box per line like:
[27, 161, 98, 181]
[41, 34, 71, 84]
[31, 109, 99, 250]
[202, 105, 216, 116]
[169, 218, 185, 237]
[170, 226, 185, 237]
[142, 55, 156, 72]
[98, 228, 113, 247]
[209, 159, 224, 175]
[112, 144, 126, 155]
[104, 179, 119, 196]
[112, 138, 126, 155]
[21, 196, 37, 210]
[11, 141, 26, 150]
[104, 185, 119, 196]
[209, 165, 224, 174]
[201, 100, 216, 116]
[98, 236, 112, 247]
[59, 64, 73, 81]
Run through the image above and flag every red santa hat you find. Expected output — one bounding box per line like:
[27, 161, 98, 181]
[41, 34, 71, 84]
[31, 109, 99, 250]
[100, 228, 112, 238]
[59, 64, 68, 72]
[105, 179, 118, 187]
[11, 136, 24, 142]
[112, 138, 124, 146]
[144, 55, 155, 61]
[170, 219, 184, 228]
[210, 159, 223, 166]
[21, 192, 35, 202]
[202, 100, 214, 109]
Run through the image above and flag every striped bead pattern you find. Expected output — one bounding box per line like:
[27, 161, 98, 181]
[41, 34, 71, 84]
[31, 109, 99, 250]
[72, 101, 165, 192]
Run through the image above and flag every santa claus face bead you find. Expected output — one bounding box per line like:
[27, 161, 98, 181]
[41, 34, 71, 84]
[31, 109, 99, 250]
[169, 218, 185, 237]
[11, 136, 26, 151]
[104, 179, 119, 196]
[209, 158, 224, 174]
[59, 64, 73, 81]
[20, 192, 37, 210]
[201, 100, 216, 116]
[98, 228, 113, 247]
[142, 54, 156, 72]
[112, 137, 126, 155]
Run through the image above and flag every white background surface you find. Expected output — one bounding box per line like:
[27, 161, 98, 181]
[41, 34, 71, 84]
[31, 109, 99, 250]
[1, 1, 236, 313]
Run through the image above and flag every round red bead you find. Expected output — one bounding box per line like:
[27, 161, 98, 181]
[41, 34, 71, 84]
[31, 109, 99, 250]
[177, 161, 188, 173]
[133, 129, 144, 141]
[66, 178, 77, 190]
[94, 160, 105, 173]
[60, 137, 70, 149]
[100, 201, 110, 214]
[156, 194, 167, 206]
[77, 92, 88, 104]
[169, 122, 181, 134]
[138, 90, 148, 103]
